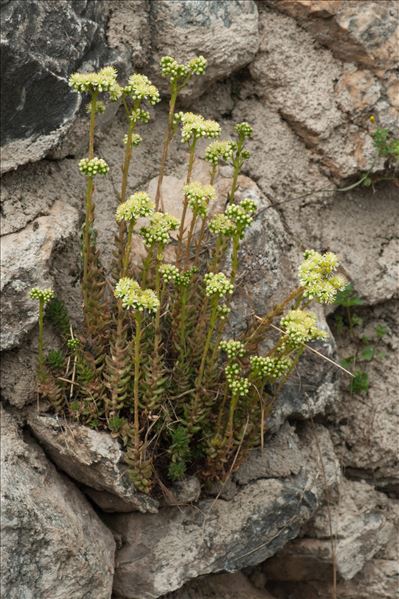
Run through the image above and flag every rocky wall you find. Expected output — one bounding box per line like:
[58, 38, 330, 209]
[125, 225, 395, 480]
[1, 1, 398, 598]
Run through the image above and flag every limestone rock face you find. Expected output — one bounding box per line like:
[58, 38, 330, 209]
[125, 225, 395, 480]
[0, 406, 115, 599]
[27, 412, 159, 513]
[147, 0, 260, 97]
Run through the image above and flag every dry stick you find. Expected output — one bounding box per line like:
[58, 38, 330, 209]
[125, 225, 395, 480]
[266, 322, 354, 378]
[310, 418, 337, 599]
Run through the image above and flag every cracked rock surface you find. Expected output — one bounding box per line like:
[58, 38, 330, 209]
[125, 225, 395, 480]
[1, 1, 398, 598]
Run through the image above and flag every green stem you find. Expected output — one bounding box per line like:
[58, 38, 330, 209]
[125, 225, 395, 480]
[176, 139, 197, 266]
[153, 250, 162, 354]
[190, 301, 218, 428]
[141, 249, 153, 287]
[184, 213, 197, 265]
[230, 235, 240, 284]
[38, 298, 45, 382]
[210, 164, 217, 185]
[121, 220, 135, 277]
[133, 312, 142, 451]
[155, 85, 178, 210]
[177, 286, 189, 355]
[226, 390, 239, 446]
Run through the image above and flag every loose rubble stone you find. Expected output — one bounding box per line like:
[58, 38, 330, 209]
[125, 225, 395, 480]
[0, 405, 115, 599]
[27, 412, 159, 514]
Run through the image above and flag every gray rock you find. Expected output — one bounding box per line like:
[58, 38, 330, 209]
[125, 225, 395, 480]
[163, 572, 277, 599]
[27, 412, 159, 514]
[147, 0, 259, 98]
[264, 479, 396, 583]
[106, 426, 326, 599]
[0, 0, 115, 173]
[0, 200, 79, 351]
[0, 405, 115, 599]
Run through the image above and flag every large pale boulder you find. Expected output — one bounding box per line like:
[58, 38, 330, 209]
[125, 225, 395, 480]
[0, 406, 115, 599]
[27, 412, 159, 513]
[147, 0, 259, 97]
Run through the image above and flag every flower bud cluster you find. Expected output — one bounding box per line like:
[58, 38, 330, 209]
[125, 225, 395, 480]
[29, 288, 55, 304]
[123, 74, 160, 105]
[79, 157, 109, 177]
[298, 249, 346, 304]
[280, 309, 327, 349]
[250, 355, 292, 380]
[174, 112, 221, 144]
[204, 272, 234, 299]
[205, 140, 234, 165]
[160, 55, 207, 83]
[140, 212, 179, 247]
[129, 108, 151, 124]
[67, 338, 80, 351]
[208, 213, 236, 238]
[86, 100, 105, 114]
[159, 264, 196, 288]
[116, 192, 154, 223]
[225, 198, 256, 238]
[235, 121, 253, 139]
[114, 277, 159, 314]
[184, 182, 216, 217]
[69, 66, 121, 100]
[123, 133, 142, 147]
[220, 340, 245, 360]
[225, 364, 250, 396]
[217, 304, 231, 320]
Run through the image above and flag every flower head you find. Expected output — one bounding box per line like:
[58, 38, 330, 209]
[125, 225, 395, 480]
[299, 249, 346, 304]
[174, 112, 221, 144]
[129, 108, 151, 124]
[29, 288, 55, 304]
[219, 340, 245, 360]
[69, 66, 121, 100]
[280, 309, 327, 348]
[79, 157, 109, 177]
[116, 192, 154, 223]
[205, 140, 234, 166]
[67, 338, 80, 351]
[123, 133, 142, 147]
[235, 121, 253, 139]
[160, 264, 196, 287]
[160, 55, 207, 83]
[140, 212, 179, 247]
[250, 355, 292, 380]
[204, 272, 234, 299]
[224, 198, 256, 238]
[184, 182, 216, 217]
[114, 278, 159, 314]
[123, 74, 160, 105]
[208, 213, 236, 238]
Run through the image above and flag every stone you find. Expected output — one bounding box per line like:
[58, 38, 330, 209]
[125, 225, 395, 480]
[0, 200, 79, 351]
[328, 299, 399, 495]
[0, 0, 116, 173]
[167, 476, 202, 506]
[27, 412, 159, 514]
[0, 405, 115, 598]
[263, 479, 396, 583]
[266, 0, 399, 70]
[163, 572, 277, 599]
[147, 0, 260, 98]
[105, 425, 325, 599]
